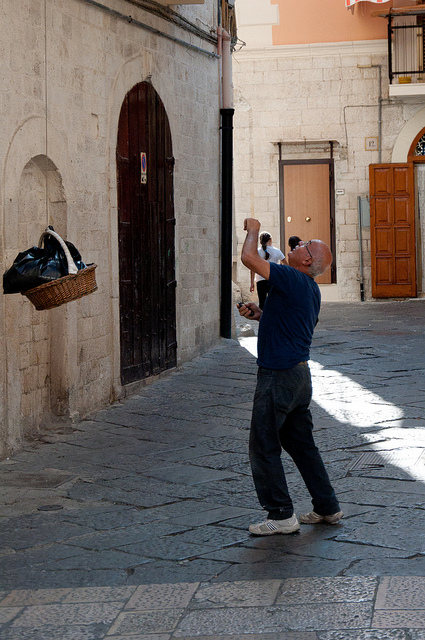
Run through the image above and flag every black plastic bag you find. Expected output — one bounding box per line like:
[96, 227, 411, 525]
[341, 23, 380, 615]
[3, 228, 86, 294]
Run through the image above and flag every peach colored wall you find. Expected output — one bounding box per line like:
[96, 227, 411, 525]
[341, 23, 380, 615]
[271, 0, 392, 45]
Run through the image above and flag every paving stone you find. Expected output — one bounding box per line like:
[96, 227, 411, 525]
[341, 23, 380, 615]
[190, 579, 281, 608]
[332, 489, 425, 509]
[167, 524, 250, 548]
[375, 577, 425, 609]
[191, 377, 252, 391]
[146, 445, 221, 464]
[174, 602, 373, 635]
[142, 463, 239, 486]
[350, 467, 424, 482]
[0, 606, 22, 623]
[65, 522, 190, 551]
[203, 492, 258, 510]
[215, 557, 352, 581]
[228, 464, 252, 478]
[26, 463, 129, 483]
[195, 407, 251, 423]
[94, 409, 184, 431]
[96, 475, 187, 494]
[71, 467, 140, 482]
[179, 635, 316, 640]
[100, 423, 186, 445]
[372, 609, 425, 628]
[207, 476, 257, 494]
[168, 506, 256, 527]
[0, 567, 138, 591]
[127, 559, 231, 585]
[160, 483, 233, 500]
[41, 549, 147, 570]
[0, 522, 93, 551]
[318, 630, 409, 639]
[189, 452, 249, 470]
[276, 577, 377, 604]
[180, 482, 255, 504]
[107, 608, 184, 635]
[0, 623, 109, 639]
[345, 558, 425, 576]
[241, 526, 338, 553]
[66, 480, 180, 508]
[88, 453, 171, 475]
[125, 582, 198, 610]
[314, 432, 377, 452]
[131, 500, 228, 522]
[0, 472, 75, 488]
[185, 421, 250, 437]
[62, 586, 137, 603]
[285, 539, 411, 561]
[105, 635, 170, 640]
[0, 588, 72, 606]
[335, 524, 425, 553]
[0, 545, 85, 576]
[57, 435, 132, 451]
[9, 602, 124, 627]
[0, 510, 91, 535]
[198, 546, 291, 564]
[62, 506, 157, 530]
[119, 537, 219, 561]
[201, 437, 248, 454]
[219, 513, 269, 531]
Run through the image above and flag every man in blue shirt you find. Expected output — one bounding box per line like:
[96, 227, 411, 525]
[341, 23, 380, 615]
[239, 218, 342, 536]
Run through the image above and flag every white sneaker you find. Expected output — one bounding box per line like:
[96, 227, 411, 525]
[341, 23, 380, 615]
[249, 513, 300, 536]
[299, 510, 344, 525]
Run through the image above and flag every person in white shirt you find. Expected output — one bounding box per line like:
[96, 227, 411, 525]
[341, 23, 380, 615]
[250, 232, 286, 309]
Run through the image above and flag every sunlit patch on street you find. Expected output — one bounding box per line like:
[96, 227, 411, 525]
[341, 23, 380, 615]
[239, 337, 425, 482]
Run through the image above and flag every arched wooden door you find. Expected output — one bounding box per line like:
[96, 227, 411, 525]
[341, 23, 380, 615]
[117, 82, 177, 385]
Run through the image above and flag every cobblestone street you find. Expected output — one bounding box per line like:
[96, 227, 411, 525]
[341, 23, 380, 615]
[1, 300, 425, 638]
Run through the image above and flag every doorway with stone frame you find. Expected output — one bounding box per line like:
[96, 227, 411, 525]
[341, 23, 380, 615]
[278, 159, 336, 285]
[116, 82, 177, 386]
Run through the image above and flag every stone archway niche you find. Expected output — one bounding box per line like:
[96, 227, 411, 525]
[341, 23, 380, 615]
[4, 155, 70, 448]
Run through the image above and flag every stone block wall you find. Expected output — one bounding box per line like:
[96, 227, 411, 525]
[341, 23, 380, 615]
[0, 0, 222, 458]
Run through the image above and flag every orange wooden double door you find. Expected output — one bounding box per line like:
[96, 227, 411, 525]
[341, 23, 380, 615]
[369, 163, 416, 298]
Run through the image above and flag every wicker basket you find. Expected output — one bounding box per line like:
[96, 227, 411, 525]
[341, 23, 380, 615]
[23, 229, 97, 310]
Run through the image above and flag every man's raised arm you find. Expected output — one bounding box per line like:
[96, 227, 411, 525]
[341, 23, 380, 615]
[241, 218, 270, 280]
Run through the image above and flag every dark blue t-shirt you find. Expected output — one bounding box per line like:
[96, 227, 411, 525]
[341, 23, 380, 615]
[257, 263, 321, 369]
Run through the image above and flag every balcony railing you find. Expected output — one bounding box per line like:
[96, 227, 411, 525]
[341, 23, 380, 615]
[388, 14, 425, 84]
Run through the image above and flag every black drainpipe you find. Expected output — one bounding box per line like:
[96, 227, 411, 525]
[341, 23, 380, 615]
[220, 107, 235, 339]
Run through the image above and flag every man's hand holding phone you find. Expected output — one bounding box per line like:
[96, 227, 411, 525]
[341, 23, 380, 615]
[237, 302, 262, 321]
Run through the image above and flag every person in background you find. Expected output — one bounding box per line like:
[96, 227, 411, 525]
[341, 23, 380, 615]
[288, 235, 302, 251]
[250, 232, 286, 310]
[238, 218, 343, 536]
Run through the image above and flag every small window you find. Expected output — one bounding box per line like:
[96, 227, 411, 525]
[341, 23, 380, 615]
[414, 134, 425, 156]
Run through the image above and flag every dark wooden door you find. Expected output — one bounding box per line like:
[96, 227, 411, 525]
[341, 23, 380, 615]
[117, 82, 177, 385]
[370, 163, 416, 298]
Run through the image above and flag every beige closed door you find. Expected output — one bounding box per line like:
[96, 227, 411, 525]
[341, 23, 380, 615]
[282, 163, 333, 284]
